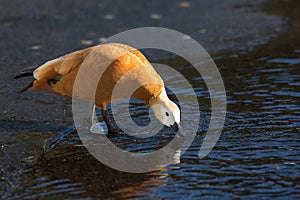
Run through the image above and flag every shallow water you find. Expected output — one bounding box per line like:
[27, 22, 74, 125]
[6, 48, 300, 199]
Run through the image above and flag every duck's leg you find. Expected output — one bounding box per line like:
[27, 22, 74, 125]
[100, 109, 116, 134]
[90, 105, 107, 134]
[90, 104, 119, 134]
[91, 105, 98, 124]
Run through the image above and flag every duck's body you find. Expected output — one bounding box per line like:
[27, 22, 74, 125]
[15, 43, 180, 133]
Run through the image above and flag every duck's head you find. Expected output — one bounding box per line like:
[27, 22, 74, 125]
[149, 88, 181, 132]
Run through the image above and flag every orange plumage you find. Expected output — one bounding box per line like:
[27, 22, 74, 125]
[15, 43, 181, 133]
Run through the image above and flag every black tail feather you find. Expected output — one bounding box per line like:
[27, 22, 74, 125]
[17, 81, 34, 93]
[14, 66, 37, 79]
[14, 72, 34, 79]
[14, 66, 37, 92]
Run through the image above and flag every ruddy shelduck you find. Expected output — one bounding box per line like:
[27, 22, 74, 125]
[15, 43, 181, 133]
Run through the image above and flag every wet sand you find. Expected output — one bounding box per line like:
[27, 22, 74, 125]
[0, 0, 285, 197]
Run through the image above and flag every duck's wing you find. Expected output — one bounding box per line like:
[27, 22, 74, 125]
[33, 47, 93, 80]
[14, 46, 93, 93]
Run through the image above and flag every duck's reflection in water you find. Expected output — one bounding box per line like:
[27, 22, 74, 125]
[17, 131, 182, 199]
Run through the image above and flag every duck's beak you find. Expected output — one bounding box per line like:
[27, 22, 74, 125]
[171, 122, 181, 132]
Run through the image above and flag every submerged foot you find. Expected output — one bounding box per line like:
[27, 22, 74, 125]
[90, 122, 108, 134]
[90, 122, 122, 135]
[107, 127, 122, 136]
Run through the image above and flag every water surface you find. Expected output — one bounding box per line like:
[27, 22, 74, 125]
[4, 1, 300, 199]
[8, 46, 300, 200]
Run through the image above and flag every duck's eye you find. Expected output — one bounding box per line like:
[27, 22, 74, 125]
[165, 112, 169, 116]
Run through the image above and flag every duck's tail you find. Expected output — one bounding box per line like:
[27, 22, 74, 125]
[14, 66, 36, 79]
[14, 66, 37, 93]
